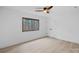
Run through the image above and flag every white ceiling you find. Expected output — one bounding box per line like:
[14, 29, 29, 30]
[6, 6, 42, 12]
[3, 6, 79, 17]
[4, 6, 50, 16]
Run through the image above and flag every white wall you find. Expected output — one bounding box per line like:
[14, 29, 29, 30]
[0, 7, 47, 48]
[1, 6, 79, 48]
[48, 6, 79, 44]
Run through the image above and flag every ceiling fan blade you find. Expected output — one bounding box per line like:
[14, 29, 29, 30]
[47, 6, 53, 10]
[35, 10, 43, 12]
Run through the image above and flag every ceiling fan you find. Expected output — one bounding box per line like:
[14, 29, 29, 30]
[35, 6, 53, 14]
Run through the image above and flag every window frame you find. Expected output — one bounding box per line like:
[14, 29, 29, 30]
[22, 17, 39, 32]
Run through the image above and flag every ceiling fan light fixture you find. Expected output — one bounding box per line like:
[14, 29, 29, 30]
[43, 10, 49, 13]
[43, 10, 47, 13]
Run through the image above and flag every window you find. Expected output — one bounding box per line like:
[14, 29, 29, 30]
[22, 17, 39, 32]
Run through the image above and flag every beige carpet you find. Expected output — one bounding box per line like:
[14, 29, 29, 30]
[0, 37, 79, 53]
